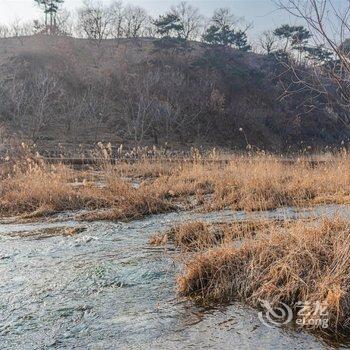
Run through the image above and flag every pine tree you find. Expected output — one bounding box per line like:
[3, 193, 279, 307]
[203, 25, 250, 51]
[273, 25, 311, 52]
[153, 14, 187, 52]
[154, 14, 183, 37]
[34, 0, 64, 34]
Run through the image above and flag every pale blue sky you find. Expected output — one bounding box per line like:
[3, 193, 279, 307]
[2, 0, 348, 36]
[0, 0, 295, 37]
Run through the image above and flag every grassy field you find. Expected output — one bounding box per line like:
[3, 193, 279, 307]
[1, 149, 349, 220]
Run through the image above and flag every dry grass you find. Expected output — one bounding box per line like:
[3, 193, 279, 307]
[150, 219, 289, 251]
[163, 221, 220, 251]
[177, 217, 350, 336]
[114, 158, 178, 180]
[0, 161, 173, 220]
[145, 153, 350, 212]
[210, 156, 350, 211]
[0, 152, 349, 220]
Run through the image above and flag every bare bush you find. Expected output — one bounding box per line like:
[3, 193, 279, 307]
[7, 70, 62, 141]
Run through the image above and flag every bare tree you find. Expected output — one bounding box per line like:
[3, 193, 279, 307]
[121, 70, 160, 143]
[81, 82, 113, 141]
[55, 8, 74, 35]
[259, 30, 278, 54]
[9, 19, 34, 45]
[122, 5, 149, 38]
[170, 1, 203, 40]
[275, 0, 350, 128]
[212, 8, 236, 28]
[142, 17, 157, 38]
[109, 0, 124, 38]
[211, 8, 250, 31]
[0, 25, 10, 38]
[77, 0, 112, 45]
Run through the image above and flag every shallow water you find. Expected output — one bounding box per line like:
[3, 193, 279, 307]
[0, 204, 349, 350]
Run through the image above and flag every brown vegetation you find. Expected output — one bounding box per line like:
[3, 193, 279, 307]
[0, 153, 349, 220]
[177, 217, 350, 336]
[162, 221, 218, 251]
[150, 219, 289, 250]
[0, 158, 174, 220]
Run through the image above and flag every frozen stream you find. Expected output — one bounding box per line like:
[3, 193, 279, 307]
[0, 204, 349, 349]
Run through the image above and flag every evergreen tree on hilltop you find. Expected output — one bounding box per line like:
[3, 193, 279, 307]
[202, 8, 251, 51]
[34, 0, 64, 35]
[153, 13, 187, 52]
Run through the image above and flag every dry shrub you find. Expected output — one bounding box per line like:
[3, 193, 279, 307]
[223, 219, 284, 240]
[153, 164, 216, 200]
[77, 184, 174, 221]
[149, 233, 168, 246]
[177, 217, 350, 335]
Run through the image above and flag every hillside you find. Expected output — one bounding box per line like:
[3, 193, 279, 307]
[0, 35, 349, 154]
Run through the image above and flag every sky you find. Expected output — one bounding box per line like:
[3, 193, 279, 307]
[0, 0, 296, 37]
[1, 0, 348, 35]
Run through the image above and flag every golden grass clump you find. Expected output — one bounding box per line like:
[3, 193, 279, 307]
[171, 221, 220, 251]
[177, 217, 350, 335]
[149, 222, 216, 250]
